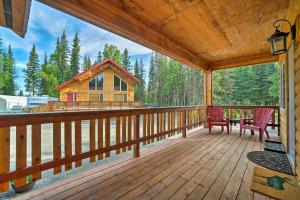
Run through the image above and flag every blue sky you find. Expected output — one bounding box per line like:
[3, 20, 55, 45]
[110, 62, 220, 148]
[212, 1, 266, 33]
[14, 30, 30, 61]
[0, 0, 152, 92]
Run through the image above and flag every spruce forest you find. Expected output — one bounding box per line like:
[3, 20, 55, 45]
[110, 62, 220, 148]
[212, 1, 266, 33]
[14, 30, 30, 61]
[0, 31, 278, 106]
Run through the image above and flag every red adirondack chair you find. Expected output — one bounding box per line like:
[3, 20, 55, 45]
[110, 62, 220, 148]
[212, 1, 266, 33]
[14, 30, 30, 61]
[240, 108, 274, 141]
[207, 107, 229, 134]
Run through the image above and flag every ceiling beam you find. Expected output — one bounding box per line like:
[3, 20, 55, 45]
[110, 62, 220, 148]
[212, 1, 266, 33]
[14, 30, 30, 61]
[210, 53, 279, 71]
[39, 0, 209, 69]
[0, 0, 31, 37]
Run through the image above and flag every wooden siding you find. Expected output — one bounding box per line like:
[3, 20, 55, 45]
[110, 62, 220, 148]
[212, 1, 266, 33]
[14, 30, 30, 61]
[59, 63, 135, 102]
[279, 0, 300, 176]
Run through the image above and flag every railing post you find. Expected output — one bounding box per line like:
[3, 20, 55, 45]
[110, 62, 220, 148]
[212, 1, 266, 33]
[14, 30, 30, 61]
[134, 114, 140, 158]
[183, 110, 187, 138]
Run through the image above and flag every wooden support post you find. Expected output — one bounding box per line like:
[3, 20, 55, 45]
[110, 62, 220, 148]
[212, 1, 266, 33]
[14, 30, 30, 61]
[0, 127, 10, 192]
[183, 110, 187, 138]
[134, 114, 140, 158]
[204, 69, 212, 106]
[204, 69, 212, 128]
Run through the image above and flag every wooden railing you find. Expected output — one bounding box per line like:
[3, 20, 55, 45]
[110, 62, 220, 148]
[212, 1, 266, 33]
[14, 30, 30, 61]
[28, 101, 143, 113]
[0, 106, 206, 192]
[213, 105, 280, 132]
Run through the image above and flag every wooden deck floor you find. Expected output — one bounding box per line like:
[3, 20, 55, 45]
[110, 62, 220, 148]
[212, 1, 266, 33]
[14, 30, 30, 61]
[17, 128, 278, 200]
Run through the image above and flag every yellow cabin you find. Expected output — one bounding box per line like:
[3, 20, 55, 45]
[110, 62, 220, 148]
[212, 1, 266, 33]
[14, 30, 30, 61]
[54, 59, 140, 102]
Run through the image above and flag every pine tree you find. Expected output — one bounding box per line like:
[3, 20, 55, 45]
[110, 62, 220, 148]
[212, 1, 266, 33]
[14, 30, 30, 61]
[0, 37, 4, 94]
[70, 32, 80, 77]
[93, 51, 103, 65]
[58, 30, 70, 82]
[18, 90, 24, 96]
[147, 53, 156, 104]
[24, 45, 40, 96]
[121, 48, 131, 71]
[82, 55, 92, 70]
[102, 44, 122, 64]
[139, 59, 146, 102]
[133, 59, 140, 101]
[2, 45, 17, 95]
[39, 53, 48, 95]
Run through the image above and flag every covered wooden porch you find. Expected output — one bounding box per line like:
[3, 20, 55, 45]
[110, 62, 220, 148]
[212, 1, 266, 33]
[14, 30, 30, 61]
[15, 127, 279, 200]
[0, 0, 299, 199]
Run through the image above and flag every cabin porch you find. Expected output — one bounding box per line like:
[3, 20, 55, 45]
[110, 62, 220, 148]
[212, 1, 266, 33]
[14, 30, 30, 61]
[14, 126, 279, 200]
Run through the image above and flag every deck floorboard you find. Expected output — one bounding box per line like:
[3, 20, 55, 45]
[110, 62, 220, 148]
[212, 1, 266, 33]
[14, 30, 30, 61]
[16, 127, 278, 200]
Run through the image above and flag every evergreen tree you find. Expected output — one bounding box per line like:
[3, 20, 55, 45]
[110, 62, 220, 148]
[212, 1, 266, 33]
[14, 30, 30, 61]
[82, 55, 92, 70]
[147, 53, 156, 104]
[102, 44, 122, 64]
[39, 53, 48, 95]
[18, 90, 24, 96]
[70, 32, 80, 77]
[121, 48, 131, 71]
[138, 59, 146, 102]
[24, 45, 40, 96]
[58, 30, 70, 82]
[93, 51, 103, 65]
[133, 59, 140, 101]
[1, 45, 17, 95]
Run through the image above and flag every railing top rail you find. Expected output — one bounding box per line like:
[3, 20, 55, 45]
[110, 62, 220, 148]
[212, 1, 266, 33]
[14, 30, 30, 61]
[211, 105, 279, 109]
[0, 105, 206, 127]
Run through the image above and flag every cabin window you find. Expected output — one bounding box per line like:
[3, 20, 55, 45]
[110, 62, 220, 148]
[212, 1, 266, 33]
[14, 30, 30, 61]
[89, 79, 96, 90]
[114, 75, 127, 91]
[114, 75, 120, 91]
[121, 80, 127, 91]
[280, 63, 286, 109]
[114, 94, 127, 102]
[96, 74, 104, 90]
[89, 74, 103, 90]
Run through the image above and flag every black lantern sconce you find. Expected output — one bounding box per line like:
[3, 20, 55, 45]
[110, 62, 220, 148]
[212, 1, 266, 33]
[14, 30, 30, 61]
[268, 19, 296, 55]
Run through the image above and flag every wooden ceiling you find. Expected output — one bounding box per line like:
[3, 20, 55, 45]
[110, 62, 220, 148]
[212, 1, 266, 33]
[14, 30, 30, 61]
[2, 0, 291, 69]
[0, 0, 31, 37]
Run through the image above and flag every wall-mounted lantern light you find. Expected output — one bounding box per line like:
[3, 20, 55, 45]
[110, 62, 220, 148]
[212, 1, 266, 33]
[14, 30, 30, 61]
[268, 19, 296, 55]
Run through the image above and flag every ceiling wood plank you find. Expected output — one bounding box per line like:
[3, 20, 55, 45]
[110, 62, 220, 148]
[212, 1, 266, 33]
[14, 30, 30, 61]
[211, 54, 279, 70]
[39, 0, 209, 69]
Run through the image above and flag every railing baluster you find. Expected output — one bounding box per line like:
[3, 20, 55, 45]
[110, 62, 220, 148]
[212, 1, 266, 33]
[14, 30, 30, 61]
[143, 114, 147, 145]
[105, 118, 111, 158]
[147, 113, 150, 144]
[183, 110, 187, 138]
[122, 116, 127, 152]
[134, 114, 140, 158]
[0, 127, 10, 192]
[64, 122, 72, 171]
[151, 113, 154, 143]
[156, 112, 160, 141]
[53, 122, 61, 174]
[98, 118, 103, 160]
[75, 121, 82, 167]
[90, 119, 96, 162]
[116, 117, 121, 154]
[32, 124, 41, 181]
[168, 112, 171, 137]
[128, 115, 132, 150]
[16, 125, 27, 187]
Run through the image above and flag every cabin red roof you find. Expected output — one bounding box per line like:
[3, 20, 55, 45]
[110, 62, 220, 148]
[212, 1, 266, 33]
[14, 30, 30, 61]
[54, 58, 140, 91]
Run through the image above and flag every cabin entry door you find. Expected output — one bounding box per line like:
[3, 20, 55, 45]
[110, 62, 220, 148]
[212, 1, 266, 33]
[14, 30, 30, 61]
[288, 43, 295, 169]
[67, 93, 76, 101]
